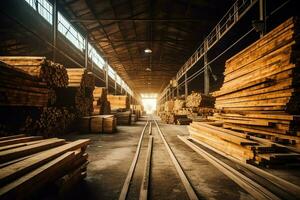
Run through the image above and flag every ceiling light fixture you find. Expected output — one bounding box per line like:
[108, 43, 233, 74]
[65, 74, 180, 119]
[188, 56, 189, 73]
[145, 67, 151, 71]
[144, 48, 152, 54]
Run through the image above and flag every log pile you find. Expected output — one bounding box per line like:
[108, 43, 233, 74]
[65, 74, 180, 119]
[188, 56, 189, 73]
[189, 122, 300, 166]
[22, 107, 76, 137]
[92, 87, 111, 115]
[0, 56, 68, 88]
[0, 61, 50, 107]
[78, 115, 116, 134]
[186, 92, 215, 108]
[210, 17, 300, 145]
[0, 135, 90, 200]
[189, 18, 300, 166]
[173, 99, 185, 111]
[164, 100, 174, 112]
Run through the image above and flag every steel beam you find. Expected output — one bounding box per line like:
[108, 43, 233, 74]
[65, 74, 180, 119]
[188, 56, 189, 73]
[52, 0, 57, 62]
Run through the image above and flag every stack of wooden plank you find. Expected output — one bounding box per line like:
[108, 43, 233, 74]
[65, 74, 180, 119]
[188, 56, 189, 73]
[173, 99, 185, 111]
[65, 68, 95, 117]
[0, 134, 90, 199]
[172, 115, 192, 125]
[0, 56, 68, 88]
[210, 17, 300, 146]
[189, 122, 300, 166]
[92, 87, 111, 115]
[114, 111, 131, 125]
[78, 115, 116, 133]
[186, 92, 215, 108]
[107, 95, 129, 110]
[130, 104, 143, 120]
[0, 61, 50, 107]
[164, 100, 174, 112]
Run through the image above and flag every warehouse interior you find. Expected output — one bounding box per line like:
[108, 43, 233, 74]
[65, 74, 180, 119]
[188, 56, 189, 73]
[0, 0, 300, 199]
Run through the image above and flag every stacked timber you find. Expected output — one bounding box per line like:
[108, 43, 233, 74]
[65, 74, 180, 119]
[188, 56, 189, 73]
[210, 17, 300, 144]
[0, 56, 68, 88]
[173, 99, 185, 111]
[22, 107, 76, 137]
[107, 95, 129, 110]
[190, 18, 300, 166]
[0, 135, 90, 200]
[164, 100, 174, 112]
[65, 68, 95, 117]
[0, 61, 50, 107]
[114, 111, 132, 125]
[102, 115, 117, 133]
[186, 92, 215, 108]
[79, 115, 116, 134]
[189, 122, 300, 166]
[130, 104, 143, 120]
[92, 87, 111, 115]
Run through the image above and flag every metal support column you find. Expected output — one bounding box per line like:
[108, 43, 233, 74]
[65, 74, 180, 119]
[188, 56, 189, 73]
[114, 74, 117, 95]
[204, 53, 210, 95]
[259, 0, 266, 37]
[176, 85, 179, 98]
[52, 0, 57, 62]
[204, 39, 210, 95]
[85, 35, 88, 69]
[120, 81, 123, 94]
[105, 61, 109, 90]
[184, 73, 188, 99]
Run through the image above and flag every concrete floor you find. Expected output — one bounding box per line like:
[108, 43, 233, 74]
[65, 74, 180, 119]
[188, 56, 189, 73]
[60, 116, 300, 200]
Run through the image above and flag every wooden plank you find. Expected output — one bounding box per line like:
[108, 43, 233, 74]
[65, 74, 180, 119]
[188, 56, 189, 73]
[178, 136, 280, 200]
[0, 139, 90, 186]
[187, 135, 300, 197]
[224, 123, 300, 143]
[0, 139, 65, 163]
[208, 116, 270, 126]
[0, 136, 43, 147]
[0, 134, 26, 142]
[190, 123, 256, 145]
[0, 140, 46, 152]
[0, 151, 75, 200]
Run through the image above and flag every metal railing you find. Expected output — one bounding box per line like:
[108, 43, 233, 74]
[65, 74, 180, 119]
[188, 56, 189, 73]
[159, 0, 258, 101]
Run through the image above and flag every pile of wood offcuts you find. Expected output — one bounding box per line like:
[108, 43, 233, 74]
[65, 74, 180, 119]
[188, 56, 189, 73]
[189, 18, 300, 166]
[0, 134, 90, 200]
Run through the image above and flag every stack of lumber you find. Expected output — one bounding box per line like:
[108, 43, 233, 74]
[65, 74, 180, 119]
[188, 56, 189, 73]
[211, 17, 300, 146]
[186, 92, 215, 108]
[92, 87, 111, 115]
[172, 115, 192, 125]
[0, 61, 50, 107]
[159, 112, 172, 124]
[189, 122, 300, 166]
[0, 134, 90, 200]
[107, 95, 129, 110]
[79, 115, 116, 134]
[164, 100, 174, 112]
[65, 68, 95, 117]
[102, 115, 117, 133]
[130, 104, 143, 119]
[22, 107, 76, 137]
[114, 111, 132, 125]
[173, 99, 185, 111]
[0, 56, 68, 88]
